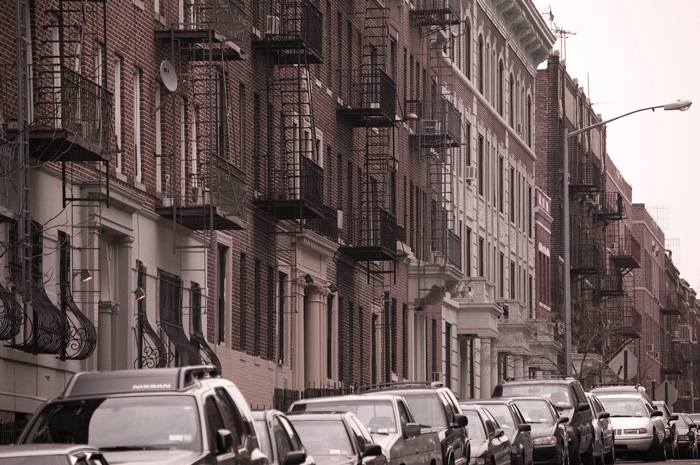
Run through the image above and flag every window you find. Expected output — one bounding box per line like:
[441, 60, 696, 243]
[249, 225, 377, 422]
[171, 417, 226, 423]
[389, 38, 397, 79]
[445, 323, 452, 388]
[155, 83, 162, 192]
[464, 20, 471, 79]
[114, 55, 122, 171]
[217, 246, 227, 345]
[478, 35, 484, 94]
[510, 167, 515, 223]
[527, 95, 533, 146]
[327, 293, 334, 378]
[478, 135, 484, 196]
[402, 304, 408, 379]
[239, 253, 247, 353]
[326, 2, 332, 87]
[431, 319, 437, 376]
[391, 299, 398, 373]
[133, 67, 141, 182]
[372, 312, 378, 384]
[499, 253, 504, 297]
[253, 93, 261, 192]
[498, 60, 504, 116]
[509, 74, 514, 128]
[254, 259, 261, 356]
[204, 397, 229, 453]
[528, 186, 533, 238]
[389, 166, 396, 215]
[510, 261, 516, 299]
[238, 83, 245, 166]
[498, 157, 504, 212]
[466, 228, 472, 277]
[278, 271, 286, 364]
[478, 236, 484, 277]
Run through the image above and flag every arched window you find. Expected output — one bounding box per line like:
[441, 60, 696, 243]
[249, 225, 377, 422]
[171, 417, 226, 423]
[478, 35, 484, 94]
[527, 95, 532, 147]
[464, 20, 471, 79]
[498, 60, 504, 116]
[509, 74, 514, 128]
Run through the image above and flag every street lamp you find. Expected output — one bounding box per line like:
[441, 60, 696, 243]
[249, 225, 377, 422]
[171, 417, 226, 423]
[563, 99, 692, 377]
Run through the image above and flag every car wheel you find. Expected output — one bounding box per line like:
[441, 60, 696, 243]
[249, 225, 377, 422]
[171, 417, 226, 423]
[645, 432, 661, 462]
[595, 435, 604, 465]
[582, 444, 595, 465]
[569, 439, 581, 465]
[603, 444, 615, 465]
[659, 438, 667, 462]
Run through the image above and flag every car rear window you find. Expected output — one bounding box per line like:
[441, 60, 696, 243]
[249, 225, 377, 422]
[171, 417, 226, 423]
[291, 420, 354, 458]
[502, 384, 573, 408]
[298, 400, 397, 434]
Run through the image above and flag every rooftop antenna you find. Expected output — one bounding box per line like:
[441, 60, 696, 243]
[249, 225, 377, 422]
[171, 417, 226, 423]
[543, 6, 577, 61]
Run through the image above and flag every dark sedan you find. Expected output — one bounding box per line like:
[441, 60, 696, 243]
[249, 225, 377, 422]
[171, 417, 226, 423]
[0, 444, 109, 465]
[674, 412, 698, 459]
[510, 397, 569, 465]
[462, 399, 533, 465]
[287, 412, 387, 465]
[461, 405, 511, 465]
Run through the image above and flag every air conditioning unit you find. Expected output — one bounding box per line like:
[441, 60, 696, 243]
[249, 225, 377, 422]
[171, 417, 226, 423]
[655, 352, 660, 359]
[337, 209, 344, 230]
[465, 165, 478, 181]
[266, 15, 280, 36]
[672, 330, 680, 339]
[646, 343, 654, 353]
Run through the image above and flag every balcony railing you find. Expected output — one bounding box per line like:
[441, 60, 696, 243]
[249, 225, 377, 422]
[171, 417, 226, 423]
[609, 234, 641, 270]
[253, 0, 323, 64]
[29, 65, 113, 161]
[306, 204, 338, 240]
[411, 0, 461, 25]
[571, 243, 603, 275]
[662, 352, 685, 374]
[379, 209, 398, 255]
[299, 156, 323, 205]
[597, 192, 624, 221]
[337, 70, 396, 127]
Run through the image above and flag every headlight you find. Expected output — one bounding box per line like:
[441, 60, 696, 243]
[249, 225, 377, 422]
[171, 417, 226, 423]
[623, 428, 648, 434]
[533, 436, 558, 445]
[666, 428, 672, 437]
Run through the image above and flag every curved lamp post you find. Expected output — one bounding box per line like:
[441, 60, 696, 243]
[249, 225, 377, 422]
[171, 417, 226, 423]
[563, 99, 692, 377]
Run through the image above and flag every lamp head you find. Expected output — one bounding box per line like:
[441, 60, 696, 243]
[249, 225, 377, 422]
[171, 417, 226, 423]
[303, 274, 314, 285]
[663, 99, 692, 111]
[328, 283, 339, 294]
[133, 287, 147, 301]
[74, 269, 93, 282]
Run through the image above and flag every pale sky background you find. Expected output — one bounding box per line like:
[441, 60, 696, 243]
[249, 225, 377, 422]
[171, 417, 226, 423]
[532, 0, 700, 291]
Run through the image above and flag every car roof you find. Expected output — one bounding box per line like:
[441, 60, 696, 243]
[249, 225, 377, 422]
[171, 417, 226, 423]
[60, 365, 220, 398]
[593, 393, 646, 400]
[501, 378, 577, 385]
[358, 381, 447, 393]
[287, 411, 352, 421]
[293, 394, 401, 404]
[0, 444, 100, 457]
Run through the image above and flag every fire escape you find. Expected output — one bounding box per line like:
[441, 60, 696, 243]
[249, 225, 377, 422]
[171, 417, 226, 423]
[151, 0, 248, 372]
[0, 0, 111, 359]
[252, 0, 326, 223]
[408, 0, 461, 305]
[660, 284, 689, 380]
[337, 0, 397, 277]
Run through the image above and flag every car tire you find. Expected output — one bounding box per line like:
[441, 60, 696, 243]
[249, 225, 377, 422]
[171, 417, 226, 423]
[659, 438, 667, 462]
[569, 439, 581, 465]
[603, 445, 615, 465]
[645, 433, 661, 462]
[582, 444, 595, 465]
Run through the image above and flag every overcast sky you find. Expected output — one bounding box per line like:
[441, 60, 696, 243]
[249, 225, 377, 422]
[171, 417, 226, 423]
[532, 0, 700, 291]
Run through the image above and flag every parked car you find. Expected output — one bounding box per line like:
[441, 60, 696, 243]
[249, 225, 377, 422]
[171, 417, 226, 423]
[493, 378, 594, 465]
[286, 412, 387, 465]
[687, 413, 700, 424]
[16, 366, 268, 465]
[461, 405, 511, 465]
[595, 394, 665, 461]
[651, 400, 678, 459]
[510, 397, 570, 465]
[289, 394, 442, 465]
[589, 385, 653, 405]
[253, 410, 314, 465]
[462, 399, 532, 465]
[359, 382, 469, 465]
[585, 393, 615, 465]
[0, 444, 109, 465]
[673, 412, 698, 459]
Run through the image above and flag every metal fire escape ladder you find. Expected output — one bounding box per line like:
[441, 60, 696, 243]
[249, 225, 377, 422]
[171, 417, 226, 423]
[411, 3, 460, 306]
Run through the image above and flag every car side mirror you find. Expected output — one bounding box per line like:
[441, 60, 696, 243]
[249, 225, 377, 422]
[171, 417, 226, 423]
[558, 416, 569, 424]
[670, 415, 679, 421]
[451, 414, 468, 429]
[363, 444, 383, 457]
[577, 403, 590, 412]
[404, 423, 421, 438]
[598, 412, 610, 420]
[284, 451, 307, 465]
[216, 429, 234, 453]
[651, 411, 663, 418]
[689, 423, 697, 429]
[518, 423, 531, 433]
[493, 428, 505, 438]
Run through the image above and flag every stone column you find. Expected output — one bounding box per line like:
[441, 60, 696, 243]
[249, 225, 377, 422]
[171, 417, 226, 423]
[480, 337, 492, 398]
[304, 287, 328, 388]
[97, 300, 116, 371]
[292, 275, 308, 391]
[514, 355, 524, 380]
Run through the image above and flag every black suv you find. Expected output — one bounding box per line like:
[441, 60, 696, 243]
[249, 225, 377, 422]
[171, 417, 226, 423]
[359, 382, 469, 465]
[17, 366, 268, 465]
[493, 378, 594, 465]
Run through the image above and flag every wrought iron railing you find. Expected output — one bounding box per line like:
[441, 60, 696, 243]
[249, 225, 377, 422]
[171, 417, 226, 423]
[414, 0, 461, 13]
[300, 156, 323, 205]
[300, 0, 323, 57]
[662, 352, 685, 374]
[177, 0, 246, 44]
[0, 282, 23, 341]
[379, 209, 397, 253]
[571, 243, 603, 273]
[210, 156, 247, 218]
[306, 204, 338, 240]
[61, 291, 97, 360]
[135, 309, 172, 369]
[338, 69, 396, 119]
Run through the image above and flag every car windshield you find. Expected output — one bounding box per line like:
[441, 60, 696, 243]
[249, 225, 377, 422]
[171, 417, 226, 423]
[291, 420, 354, 458]
[480, 404, 514, 431]
[502, 384, 573, 409]
[597, 398, 647, 417]
[0, 456, 69, 465]
[254, 419, 273, 459]
[512, 400, 555, 424]
[300, 400, 397, 434]
[465, 411, 486, 440]
[677, 414, 692, 427]
[399, 393, 448, 428]
[22, 396, 202, 451]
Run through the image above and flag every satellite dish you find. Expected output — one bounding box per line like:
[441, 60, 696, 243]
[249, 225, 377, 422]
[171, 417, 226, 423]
[160, 60, 178, 93]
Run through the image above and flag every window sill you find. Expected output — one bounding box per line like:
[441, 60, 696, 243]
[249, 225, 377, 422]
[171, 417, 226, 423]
[132, 0, 145, 11]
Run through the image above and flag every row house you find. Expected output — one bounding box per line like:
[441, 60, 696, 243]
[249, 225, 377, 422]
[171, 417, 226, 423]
[0, 0, 554, 424]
